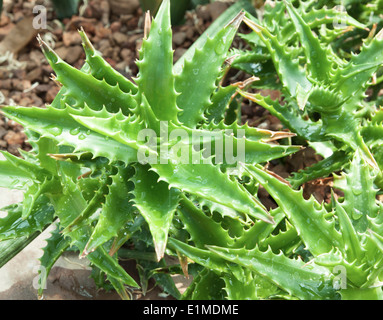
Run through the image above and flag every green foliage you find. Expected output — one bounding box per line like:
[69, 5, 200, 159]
[0, 0, 295, 299]
[1, 0, 383, 300]
[236, 0, 383, 187]
[227, 0, 383, 299]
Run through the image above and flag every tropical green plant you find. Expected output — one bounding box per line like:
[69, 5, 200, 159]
[1, 0, 383, 301]
[182, 0, 383, 299]
[168, 0, 383, 300]
[0, 0, 300, 299]
[316, 0, 383, 107]
[169, 0, 383, 300]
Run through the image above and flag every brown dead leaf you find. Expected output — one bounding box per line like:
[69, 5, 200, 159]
[0, 16, 41, 55]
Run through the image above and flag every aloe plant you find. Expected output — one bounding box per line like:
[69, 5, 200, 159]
[0, 0, 301, 299]
[1, 0, 383, 300]
[169, 1, 383, 300]
[179, 0, 383, 300]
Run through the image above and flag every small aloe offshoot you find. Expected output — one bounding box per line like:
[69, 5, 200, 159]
[0, 0, 301, 299]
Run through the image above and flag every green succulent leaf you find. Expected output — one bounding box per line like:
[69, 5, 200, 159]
[0, 151, 50, 183]
[79, 29, 138, 95]
[0, 196, 54, 241]
[223, 269, 280, 300]
[288, 150, 351, 189]
[167, 237, 229, 273]
[177, 195, 235, 248]
[37, 224, 71, 298]
[83, 166, 136, 255]
[303, 6, 366, 30]
[21, 177, 59, 219]
[284, 0, 334, 83]
[1, 105, 138, 164]
[207, 245, 338, 300]
[238, 91, 327, 142]
[259, 224, 300, 255]
[0, 232, 42, 269]
[334, 149, 380, 233]
[131, 164, 180, 261]
[181, 268, 226, 300]
[0, 157, 34, 190]
[340, 287, 383, 300]
[205, 85, 239, 124]
[38, 36, 137, 115]
[34, 136, 59, 175]
[332, 29, 383, 104]
[151, 154, 274, 224]
[50, 180, 139, 288]
[135, 0, 179, 123]
[233, 208, 285, 250]
[334, 200, 366, 263]
[243, 16, 311, 97]
[175, 11, 244, 127]
[244, 164, 343, 256]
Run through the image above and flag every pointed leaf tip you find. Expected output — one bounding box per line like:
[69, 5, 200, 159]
[144, 10, 152, 40]
[78, 28, 95, 52]
[154, 241, 166, 262]
[36, 34, 50, 53]
[226, 10, 245, 30]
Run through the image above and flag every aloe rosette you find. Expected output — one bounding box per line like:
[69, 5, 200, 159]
[0, 0, 301, 299]
[2, 0, 381, 301]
